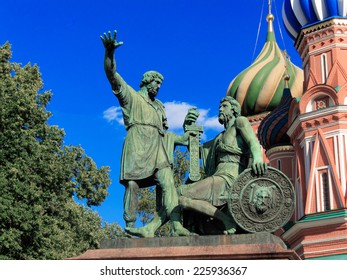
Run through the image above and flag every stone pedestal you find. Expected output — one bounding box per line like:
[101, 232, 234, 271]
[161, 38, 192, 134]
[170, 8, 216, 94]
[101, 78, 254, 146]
[70, 233, 300, 260]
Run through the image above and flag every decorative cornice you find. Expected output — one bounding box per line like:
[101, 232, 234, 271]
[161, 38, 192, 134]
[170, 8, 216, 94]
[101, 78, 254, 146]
[282, 209, 347, 241]
[266, 145, 294, 157]
[301, 115, 347, 129]
[296, 18, 347, 49]
[287, 106, 347, 138]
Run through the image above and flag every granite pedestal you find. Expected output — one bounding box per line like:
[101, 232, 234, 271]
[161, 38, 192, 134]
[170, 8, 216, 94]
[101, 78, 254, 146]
[70, 233, 300, 260]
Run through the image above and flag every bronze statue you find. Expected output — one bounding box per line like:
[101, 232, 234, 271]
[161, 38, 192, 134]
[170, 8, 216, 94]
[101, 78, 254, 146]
[101, 30, 191, 236]
[100, 30, 294, 237]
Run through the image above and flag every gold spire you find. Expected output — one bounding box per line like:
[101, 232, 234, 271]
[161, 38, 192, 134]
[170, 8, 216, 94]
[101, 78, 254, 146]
[266, 0, 274, 32]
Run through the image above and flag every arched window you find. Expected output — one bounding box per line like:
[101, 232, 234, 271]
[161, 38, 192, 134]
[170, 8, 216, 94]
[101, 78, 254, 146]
[321, 172, 331, 211]
[321, 54, 328, 84]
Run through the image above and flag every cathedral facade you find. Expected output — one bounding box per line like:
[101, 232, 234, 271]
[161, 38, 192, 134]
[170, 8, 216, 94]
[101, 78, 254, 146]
[228, 0, 347, 259]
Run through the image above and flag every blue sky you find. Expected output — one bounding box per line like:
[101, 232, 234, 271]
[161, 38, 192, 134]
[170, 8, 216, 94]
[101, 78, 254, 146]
[1, 0, 302, 227]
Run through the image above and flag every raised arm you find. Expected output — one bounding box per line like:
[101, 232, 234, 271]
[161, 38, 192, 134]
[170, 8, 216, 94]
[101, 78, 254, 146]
[100, 30, 124, 92]
[236, 116, 267, 175]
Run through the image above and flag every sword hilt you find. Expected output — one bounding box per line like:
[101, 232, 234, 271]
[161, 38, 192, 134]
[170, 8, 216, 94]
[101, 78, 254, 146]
[184, 108, 203, 182]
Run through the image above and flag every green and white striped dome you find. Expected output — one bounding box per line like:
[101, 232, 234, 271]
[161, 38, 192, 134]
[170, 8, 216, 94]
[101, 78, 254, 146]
[226, 13, 303, 116]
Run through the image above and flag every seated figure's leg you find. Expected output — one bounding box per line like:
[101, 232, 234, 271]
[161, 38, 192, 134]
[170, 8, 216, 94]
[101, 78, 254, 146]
[179, 196, 236, 235]
[179, 177, 236, 235]
[123, 180, 139, 228]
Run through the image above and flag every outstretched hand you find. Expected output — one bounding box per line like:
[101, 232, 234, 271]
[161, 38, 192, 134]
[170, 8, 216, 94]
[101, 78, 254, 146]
[100, 30, 124, 51]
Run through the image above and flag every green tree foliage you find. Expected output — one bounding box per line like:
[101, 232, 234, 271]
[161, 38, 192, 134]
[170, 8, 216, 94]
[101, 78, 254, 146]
[102, 222, 127, 239]
[137, 187, 157, 226]
[173, 149, 190, 186]
[0, 42, 114, 259]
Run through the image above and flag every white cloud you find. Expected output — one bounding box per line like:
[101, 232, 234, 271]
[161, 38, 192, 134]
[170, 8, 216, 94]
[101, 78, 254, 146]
[163, 101, 193, 131]
[164, 101, 223, 133]
[102, 106, 124, 125]
[195, 108, 222, 131]
[102, 101, 223, 134]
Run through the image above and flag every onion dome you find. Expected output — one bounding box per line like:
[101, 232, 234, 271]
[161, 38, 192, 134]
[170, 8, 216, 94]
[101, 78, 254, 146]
[283, 0, 347, 40]
[258, 75, 296, 150]
[226, 12, 303, 117]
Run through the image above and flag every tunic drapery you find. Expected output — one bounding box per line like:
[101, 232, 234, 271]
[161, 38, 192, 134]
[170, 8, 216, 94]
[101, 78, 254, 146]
[199, 131, 250, 205]
[114, 74, 175, 186]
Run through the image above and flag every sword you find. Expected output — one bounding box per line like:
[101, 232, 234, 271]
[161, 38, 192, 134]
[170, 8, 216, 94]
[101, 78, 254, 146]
[184, 107, 203, 182]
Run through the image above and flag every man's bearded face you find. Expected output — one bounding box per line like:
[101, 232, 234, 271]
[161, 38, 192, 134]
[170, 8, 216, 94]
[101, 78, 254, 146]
[218, 101, 233, 124]
[254, 188, 272, 214]
[147, 79, 161, 98]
